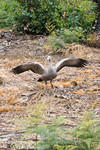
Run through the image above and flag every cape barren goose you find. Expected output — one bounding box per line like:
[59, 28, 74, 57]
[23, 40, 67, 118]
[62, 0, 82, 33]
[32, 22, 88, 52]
[12, 56, 88, 88]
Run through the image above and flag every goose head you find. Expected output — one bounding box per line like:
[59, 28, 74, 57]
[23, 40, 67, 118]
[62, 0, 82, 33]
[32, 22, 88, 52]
[47, 56, 51, 62]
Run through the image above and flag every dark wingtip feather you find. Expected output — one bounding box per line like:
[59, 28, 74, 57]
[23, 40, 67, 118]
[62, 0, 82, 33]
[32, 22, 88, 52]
[79, 59, 88, 67]
[12, 66, 22, 74]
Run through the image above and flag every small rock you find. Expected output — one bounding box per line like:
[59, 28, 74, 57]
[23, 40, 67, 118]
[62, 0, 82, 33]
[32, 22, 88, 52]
[59, 84, 64, 91]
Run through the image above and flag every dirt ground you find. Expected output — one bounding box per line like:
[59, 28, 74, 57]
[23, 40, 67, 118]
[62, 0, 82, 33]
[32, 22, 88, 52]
[0, 31, 100, 149]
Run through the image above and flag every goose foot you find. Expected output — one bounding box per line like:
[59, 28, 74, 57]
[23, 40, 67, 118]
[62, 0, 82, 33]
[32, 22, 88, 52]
[51, 84, 54, 89]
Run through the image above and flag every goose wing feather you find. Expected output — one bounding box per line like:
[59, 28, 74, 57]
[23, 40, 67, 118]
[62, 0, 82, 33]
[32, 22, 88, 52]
[55, 57, 88, 72]
[12, 62, 45, 75]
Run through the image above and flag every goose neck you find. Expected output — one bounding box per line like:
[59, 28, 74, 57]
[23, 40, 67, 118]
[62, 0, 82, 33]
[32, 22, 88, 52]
[48, 60, 52, 68]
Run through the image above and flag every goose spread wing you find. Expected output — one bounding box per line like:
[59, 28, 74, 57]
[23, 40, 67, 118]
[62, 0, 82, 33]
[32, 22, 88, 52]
[12, 62, 45, 75]
[55, 57, 88, 72]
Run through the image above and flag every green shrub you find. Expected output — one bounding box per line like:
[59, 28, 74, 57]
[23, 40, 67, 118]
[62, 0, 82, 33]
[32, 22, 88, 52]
[0, 0, 18, 29]
[16, 105, 99, 150]
[63, 0, 97, 31]
[14, 0, 64, 34]
[48, 35, 65, 51]
[47, 27, 84, 52]
[13, 0, 97, 34]
[60, 30, 79, 44]
[23, 104, 67, 150]
[0, 0, 98, 33]
[54, 113, 100, 150]
[59, 27, 85, 44]
[0, 10, 11, 29]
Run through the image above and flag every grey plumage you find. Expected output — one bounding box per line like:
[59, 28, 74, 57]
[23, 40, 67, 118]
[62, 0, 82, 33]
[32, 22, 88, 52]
[55, 57, 88, 72]
[12, 62, 44, 75]
[12, 56, 88, 88]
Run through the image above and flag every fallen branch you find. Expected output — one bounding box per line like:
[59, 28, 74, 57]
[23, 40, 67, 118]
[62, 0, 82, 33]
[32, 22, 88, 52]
[13, 92, 37, 105]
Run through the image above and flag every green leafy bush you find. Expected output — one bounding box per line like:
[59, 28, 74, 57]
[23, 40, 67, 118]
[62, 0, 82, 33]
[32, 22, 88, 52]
[0, 10, 11, 29]
[33, 117, 67, 150]
[16, 105, 99, 150]
[13, 0, 97, 34]
[60, 29, 79, 44]
[47, 27, 84, 52]
[62, 0, 97, 32]
[14, 0, 64, 34]
[48, 35, 65, 51]
[0, 0, 97, 35]
[21, 104, 67, 150]
[0, 0, 18, 29]
[54, 113, 100, 150]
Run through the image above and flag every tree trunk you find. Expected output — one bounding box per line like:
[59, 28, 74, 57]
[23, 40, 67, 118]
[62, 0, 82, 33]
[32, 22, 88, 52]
[95, 0, 100, 32]
[93, 0, 100, 47]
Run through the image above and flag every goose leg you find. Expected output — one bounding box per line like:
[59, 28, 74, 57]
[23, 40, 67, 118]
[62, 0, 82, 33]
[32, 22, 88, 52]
[50, 80, 54, 89]
[45, 81, 48, 89]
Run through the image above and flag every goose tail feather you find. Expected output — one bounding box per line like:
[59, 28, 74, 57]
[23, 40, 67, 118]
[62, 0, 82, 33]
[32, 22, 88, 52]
[38, 78, 43, 82]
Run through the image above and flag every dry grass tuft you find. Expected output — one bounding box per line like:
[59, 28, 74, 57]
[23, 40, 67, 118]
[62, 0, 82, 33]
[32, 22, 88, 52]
[38, 82, 72, 88]
[65, 43, 93, 59]
[86, 33, 100, 48]
[6, 96, 20, 105]
[0, 89, 20, 106]
[88, 74, 97, 79]
[0, 106, 23, 113]
[73, 89, 85, 95]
